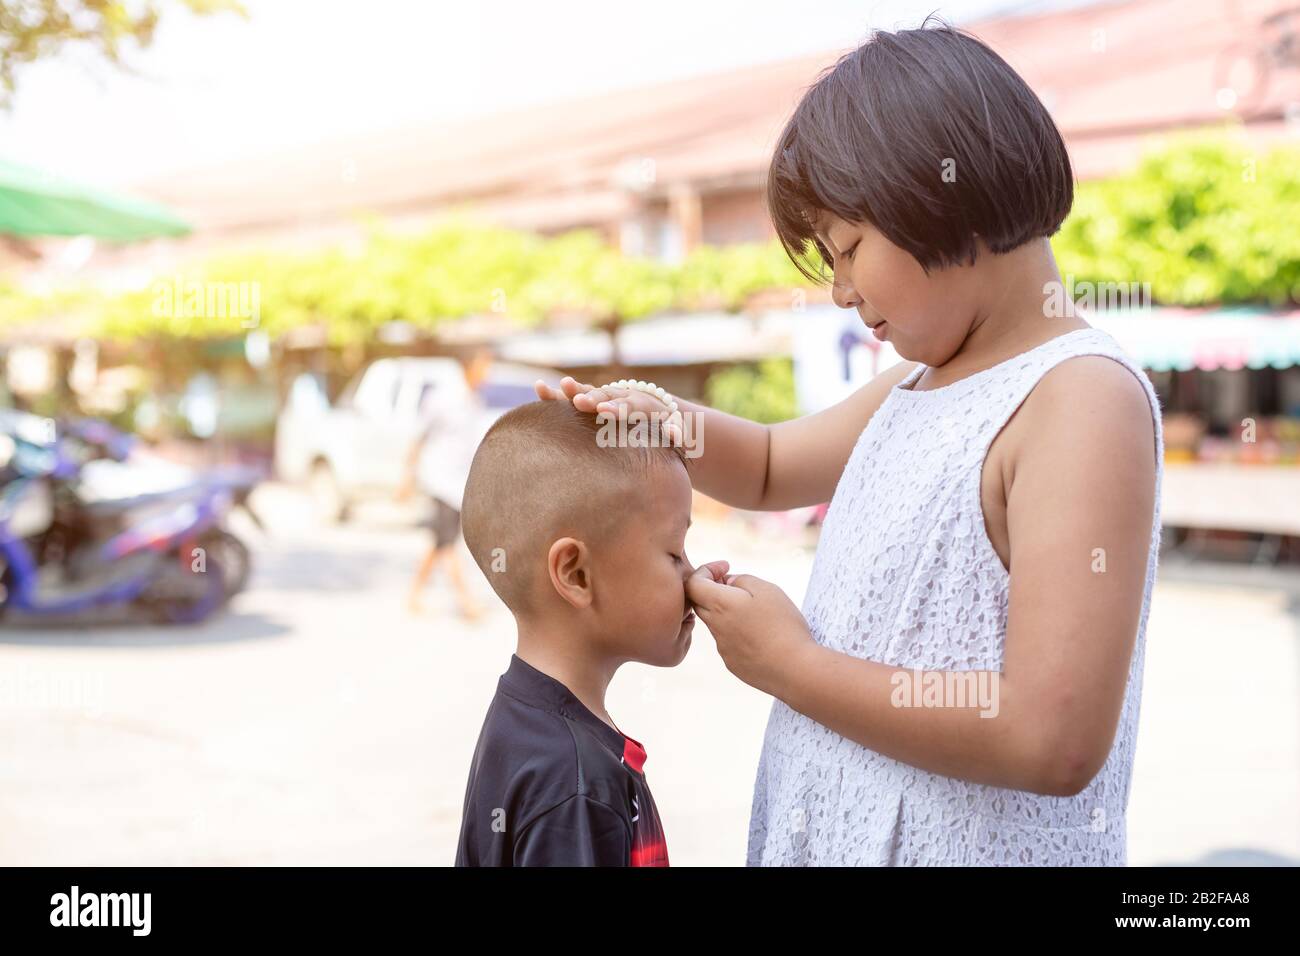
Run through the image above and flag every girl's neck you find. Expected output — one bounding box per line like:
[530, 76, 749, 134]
[922, 241, 1088, 388]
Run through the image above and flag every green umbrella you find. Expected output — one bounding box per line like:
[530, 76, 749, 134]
[0, 158, 191, 241]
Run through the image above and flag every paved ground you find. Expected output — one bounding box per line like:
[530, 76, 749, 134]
[0, 485, 1296, 866]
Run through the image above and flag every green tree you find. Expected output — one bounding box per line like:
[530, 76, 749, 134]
[515, 228, 678, 366]
[18, 221, 817, 348]
[1053, 134, 1300, 307]
[0, 0, 243, 109]
[677, 240, 809, 313]
[705, 357, 797, 423]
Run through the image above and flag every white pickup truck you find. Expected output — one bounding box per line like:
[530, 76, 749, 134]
[275, 357, 563, 521]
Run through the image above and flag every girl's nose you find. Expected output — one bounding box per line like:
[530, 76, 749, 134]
[831, 276, 860, 310]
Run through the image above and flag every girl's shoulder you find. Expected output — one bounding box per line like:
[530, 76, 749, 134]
[1033, 352, 1155, 419]
[1012, 353, 1159, 469]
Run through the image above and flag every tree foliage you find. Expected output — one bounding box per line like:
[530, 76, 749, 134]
[0, 0, 243, 109]
[84, 219, 811, 342]
[705, 356, 797, 424]
[1053, 134, 1300, 307]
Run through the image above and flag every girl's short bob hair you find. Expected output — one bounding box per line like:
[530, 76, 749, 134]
[769, 20, 1074, 281]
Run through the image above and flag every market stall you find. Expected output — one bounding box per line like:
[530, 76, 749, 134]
[1092, 306, 1300, 541]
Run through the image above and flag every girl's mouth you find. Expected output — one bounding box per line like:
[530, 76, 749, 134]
[871, 321, 888, 342]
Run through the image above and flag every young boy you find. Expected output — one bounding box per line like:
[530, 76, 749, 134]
[454, 399, 715, 866]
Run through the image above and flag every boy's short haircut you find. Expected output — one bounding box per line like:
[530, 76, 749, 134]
[460, 400, 688, 618]
[768, 19, 1075, 279]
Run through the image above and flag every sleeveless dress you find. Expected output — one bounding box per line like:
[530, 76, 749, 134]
[746, 327, 1164, 866]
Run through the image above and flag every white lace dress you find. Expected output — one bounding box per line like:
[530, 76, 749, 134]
[747, 327, 1164, 866]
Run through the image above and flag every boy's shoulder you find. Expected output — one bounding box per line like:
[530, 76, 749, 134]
[456, 656, 663, 866]
[494, 663, 642, 791]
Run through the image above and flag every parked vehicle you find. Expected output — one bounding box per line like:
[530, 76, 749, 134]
[0, 413, 257, 624]
[275, 358, 562, 522]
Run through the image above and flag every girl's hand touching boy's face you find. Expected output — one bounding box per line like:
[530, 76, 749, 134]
[685, 565, 815, 697]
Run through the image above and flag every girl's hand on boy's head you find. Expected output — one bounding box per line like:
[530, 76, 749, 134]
[534, 376, 685, 445]
[534, 375, 595, 403]
[685, 565, 815, 697]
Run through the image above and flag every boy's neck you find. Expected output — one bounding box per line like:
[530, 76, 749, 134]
[515, 628, 623, 732]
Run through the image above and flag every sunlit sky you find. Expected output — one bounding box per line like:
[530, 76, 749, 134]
[2, 0, 1091, 187]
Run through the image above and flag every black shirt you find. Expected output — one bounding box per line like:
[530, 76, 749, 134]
[455, 654, 670, 867]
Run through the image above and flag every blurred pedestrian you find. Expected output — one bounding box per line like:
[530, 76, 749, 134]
[397, 348, 494, 620]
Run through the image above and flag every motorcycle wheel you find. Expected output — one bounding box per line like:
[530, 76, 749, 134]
[139, 530, 250, 624]
[200, 529, 251, 599]
[139, 553, 228, 625]
[0, 563, 12, 621]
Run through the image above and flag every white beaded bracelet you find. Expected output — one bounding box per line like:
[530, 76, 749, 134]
[595, 379, 679, 414]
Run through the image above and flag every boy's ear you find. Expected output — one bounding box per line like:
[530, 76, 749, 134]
[546, 537, 594, 610]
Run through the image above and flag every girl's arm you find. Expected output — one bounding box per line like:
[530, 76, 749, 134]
[538, 360, 918, 511]
[757, 358, 1158, 796]
[756, 358, 918, 510]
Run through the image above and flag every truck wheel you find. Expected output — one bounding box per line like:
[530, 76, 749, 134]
[309, 462, 348, 524]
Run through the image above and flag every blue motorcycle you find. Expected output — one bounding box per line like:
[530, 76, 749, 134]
[0, 414, 256, 625]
